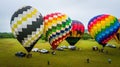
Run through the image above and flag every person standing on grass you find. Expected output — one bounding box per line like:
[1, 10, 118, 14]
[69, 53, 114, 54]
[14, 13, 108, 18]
[108, 58, 112, 64]
[87, 58, 90, 63]
[47, 60, 50, 65]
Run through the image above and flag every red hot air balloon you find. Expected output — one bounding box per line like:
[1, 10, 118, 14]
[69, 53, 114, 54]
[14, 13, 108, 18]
[66, 20, 85, 46]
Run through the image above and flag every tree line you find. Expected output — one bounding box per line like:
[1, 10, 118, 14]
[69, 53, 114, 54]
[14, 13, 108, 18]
[0, 32, 92, 40]
[0, 32, 14, 38]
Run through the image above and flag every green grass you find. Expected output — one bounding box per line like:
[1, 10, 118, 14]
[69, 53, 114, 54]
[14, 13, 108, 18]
[0, 38, 120, 67]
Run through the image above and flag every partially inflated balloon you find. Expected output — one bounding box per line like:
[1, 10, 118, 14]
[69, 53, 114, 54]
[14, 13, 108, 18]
[10, 6, 43, 52]
[44, 12, 72, 50]
[66, 20, 85, 46]
[88, 14, 120, 47]
[114, 19, 120, 44]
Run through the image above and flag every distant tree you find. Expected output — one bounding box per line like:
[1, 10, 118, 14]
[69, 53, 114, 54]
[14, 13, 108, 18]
[81, 33, 92, 40]
[0, 32, 14, 38]
[40, 32, 93, 40]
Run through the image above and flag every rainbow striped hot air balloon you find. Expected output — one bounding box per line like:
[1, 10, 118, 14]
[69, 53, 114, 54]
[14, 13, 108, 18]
[66, 20, 85, 46]
[114, 19, 120, 44]
[44, 12, 72, 50]
[10, 6, 43, 53]
[88, 14, 120, 47]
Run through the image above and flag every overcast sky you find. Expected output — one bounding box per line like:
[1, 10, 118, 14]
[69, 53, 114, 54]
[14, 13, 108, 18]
[0, 0, 120, 32]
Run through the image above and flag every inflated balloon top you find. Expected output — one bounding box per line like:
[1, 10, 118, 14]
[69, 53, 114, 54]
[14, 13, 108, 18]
[10, 6, 43, 52]
[88, 14, 120, 46]
[70, 20, 85, 37]
[44, 12, 72, 49]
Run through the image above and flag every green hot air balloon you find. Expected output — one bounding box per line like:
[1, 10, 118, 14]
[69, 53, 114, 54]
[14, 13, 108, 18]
[44, 12, 72, 54]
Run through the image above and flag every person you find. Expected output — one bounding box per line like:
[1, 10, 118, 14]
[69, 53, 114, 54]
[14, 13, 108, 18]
[47, 60, 50, 65]
[99, 49, 101, 52]
[101, 48, 104, 53]
[108, 58, 112, 64]
[26, 53, 32, 58]
[87, 58, 90, 63]
[106, 50, 108, 54]
[51, 50, 56, 55]
[119, 47, 120, 50]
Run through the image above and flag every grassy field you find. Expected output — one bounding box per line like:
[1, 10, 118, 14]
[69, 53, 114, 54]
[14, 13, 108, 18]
[0, 38, 120, 67]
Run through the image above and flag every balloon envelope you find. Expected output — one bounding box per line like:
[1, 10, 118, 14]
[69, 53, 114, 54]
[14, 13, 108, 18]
[114, 19, 120, 43]
[88, 14, 120, 46]
[10, 6, 43, 52]
[44, 12, 72, 50]
[66, 20, 85, 46]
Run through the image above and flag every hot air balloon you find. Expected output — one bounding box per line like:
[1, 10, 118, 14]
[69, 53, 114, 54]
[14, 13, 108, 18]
[10, 6, 43, 57]
[88, 14, 120, 47]
[44, 12, 72, 51]
[114, 19, 120, 44]
[66, 20, 85, 46]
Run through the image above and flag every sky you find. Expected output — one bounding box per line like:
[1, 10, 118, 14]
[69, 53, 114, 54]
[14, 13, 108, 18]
[0, 0, 120, 32]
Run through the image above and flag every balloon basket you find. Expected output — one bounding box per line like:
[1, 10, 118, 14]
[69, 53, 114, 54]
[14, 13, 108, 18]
[26, 53, 32, 58]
